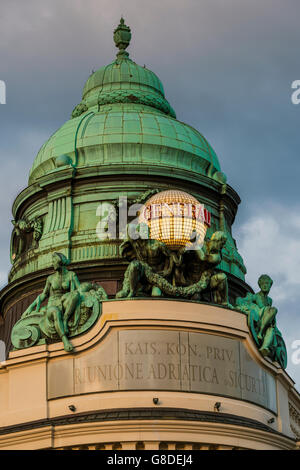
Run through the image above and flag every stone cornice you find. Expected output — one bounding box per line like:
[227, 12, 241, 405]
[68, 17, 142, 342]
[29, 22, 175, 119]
[0, 408, 296, 450]
[12, 166, 241, 222]
[0, 407, 285, 437]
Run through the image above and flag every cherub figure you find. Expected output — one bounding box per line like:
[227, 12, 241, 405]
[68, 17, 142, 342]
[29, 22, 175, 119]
[116, 225, 230, 306]
[182, 231, 229, 305]
[116, 223, 175, 298]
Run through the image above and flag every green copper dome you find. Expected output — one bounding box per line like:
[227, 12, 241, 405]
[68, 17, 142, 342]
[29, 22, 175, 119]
[83, 60, 165, 97]
[82, 59, 176, 118]
[28, 19, 222, 185]
[10, 19, 247, 294]
[29, 105, 221, 184]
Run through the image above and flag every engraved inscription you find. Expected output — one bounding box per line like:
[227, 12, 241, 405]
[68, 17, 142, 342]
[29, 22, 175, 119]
[74, 363, 219, 384]
[47, 329, 277, 412]
[225, 370, 267, 395]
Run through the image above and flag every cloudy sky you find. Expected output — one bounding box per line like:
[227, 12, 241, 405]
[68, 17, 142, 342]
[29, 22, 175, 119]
[1, 0, 300, 387]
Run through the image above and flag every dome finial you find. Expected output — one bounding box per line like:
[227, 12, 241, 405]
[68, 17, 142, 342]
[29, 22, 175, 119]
[113, 18, 131, 60]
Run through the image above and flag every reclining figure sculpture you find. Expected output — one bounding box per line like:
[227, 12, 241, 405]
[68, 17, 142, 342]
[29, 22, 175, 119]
[11, 252, 108, 352]
[236, 274, 287, 369]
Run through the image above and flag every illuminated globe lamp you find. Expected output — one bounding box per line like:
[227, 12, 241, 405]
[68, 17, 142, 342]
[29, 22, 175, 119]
[139, 190, 211, 250]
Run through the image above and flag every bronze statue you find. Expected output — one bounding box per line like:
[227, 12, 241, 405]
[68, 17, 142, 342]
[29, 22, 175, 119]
[11, 253, 108, 352]
[116, 225, 230, 306]
[22, 253, 81, 351]
[182, 231, 229, 304]
[116, 224, 174, 298]
[236, 274, 287, 368]
[12, 219, 32, 256]
[11, 217, 43, 260]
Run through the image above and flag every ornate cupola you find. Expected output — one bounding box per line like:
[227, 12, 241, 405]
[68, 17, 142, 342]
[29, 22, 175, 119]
[0, 20, 298, 451]
[7, 19, 247, 306]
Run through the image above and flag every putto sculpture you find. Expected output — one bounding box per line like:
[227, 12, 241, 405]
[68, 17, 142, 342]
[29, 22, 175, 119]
[115, 207, 287, 370]
[11, 216, 43, 261]
[116, 223, 231, 306]
[236, 274, 287, 369]
[181, 231, 228, 304]
[11, 252, 108, 352]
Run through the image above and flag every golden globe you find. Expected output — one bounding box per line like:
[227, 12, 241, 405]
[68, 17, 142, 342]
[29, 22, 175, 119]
[139, 190, 211, 250]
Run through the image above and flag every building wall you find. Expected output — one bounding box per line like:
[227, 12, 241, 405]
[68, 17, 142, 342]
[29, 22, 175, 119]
[0, 300, 298, 450]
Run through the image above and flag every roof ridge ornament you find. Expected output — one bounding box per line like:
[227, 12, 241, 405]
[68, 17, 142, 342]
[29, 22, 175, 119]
[113, 17, 132, 60]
